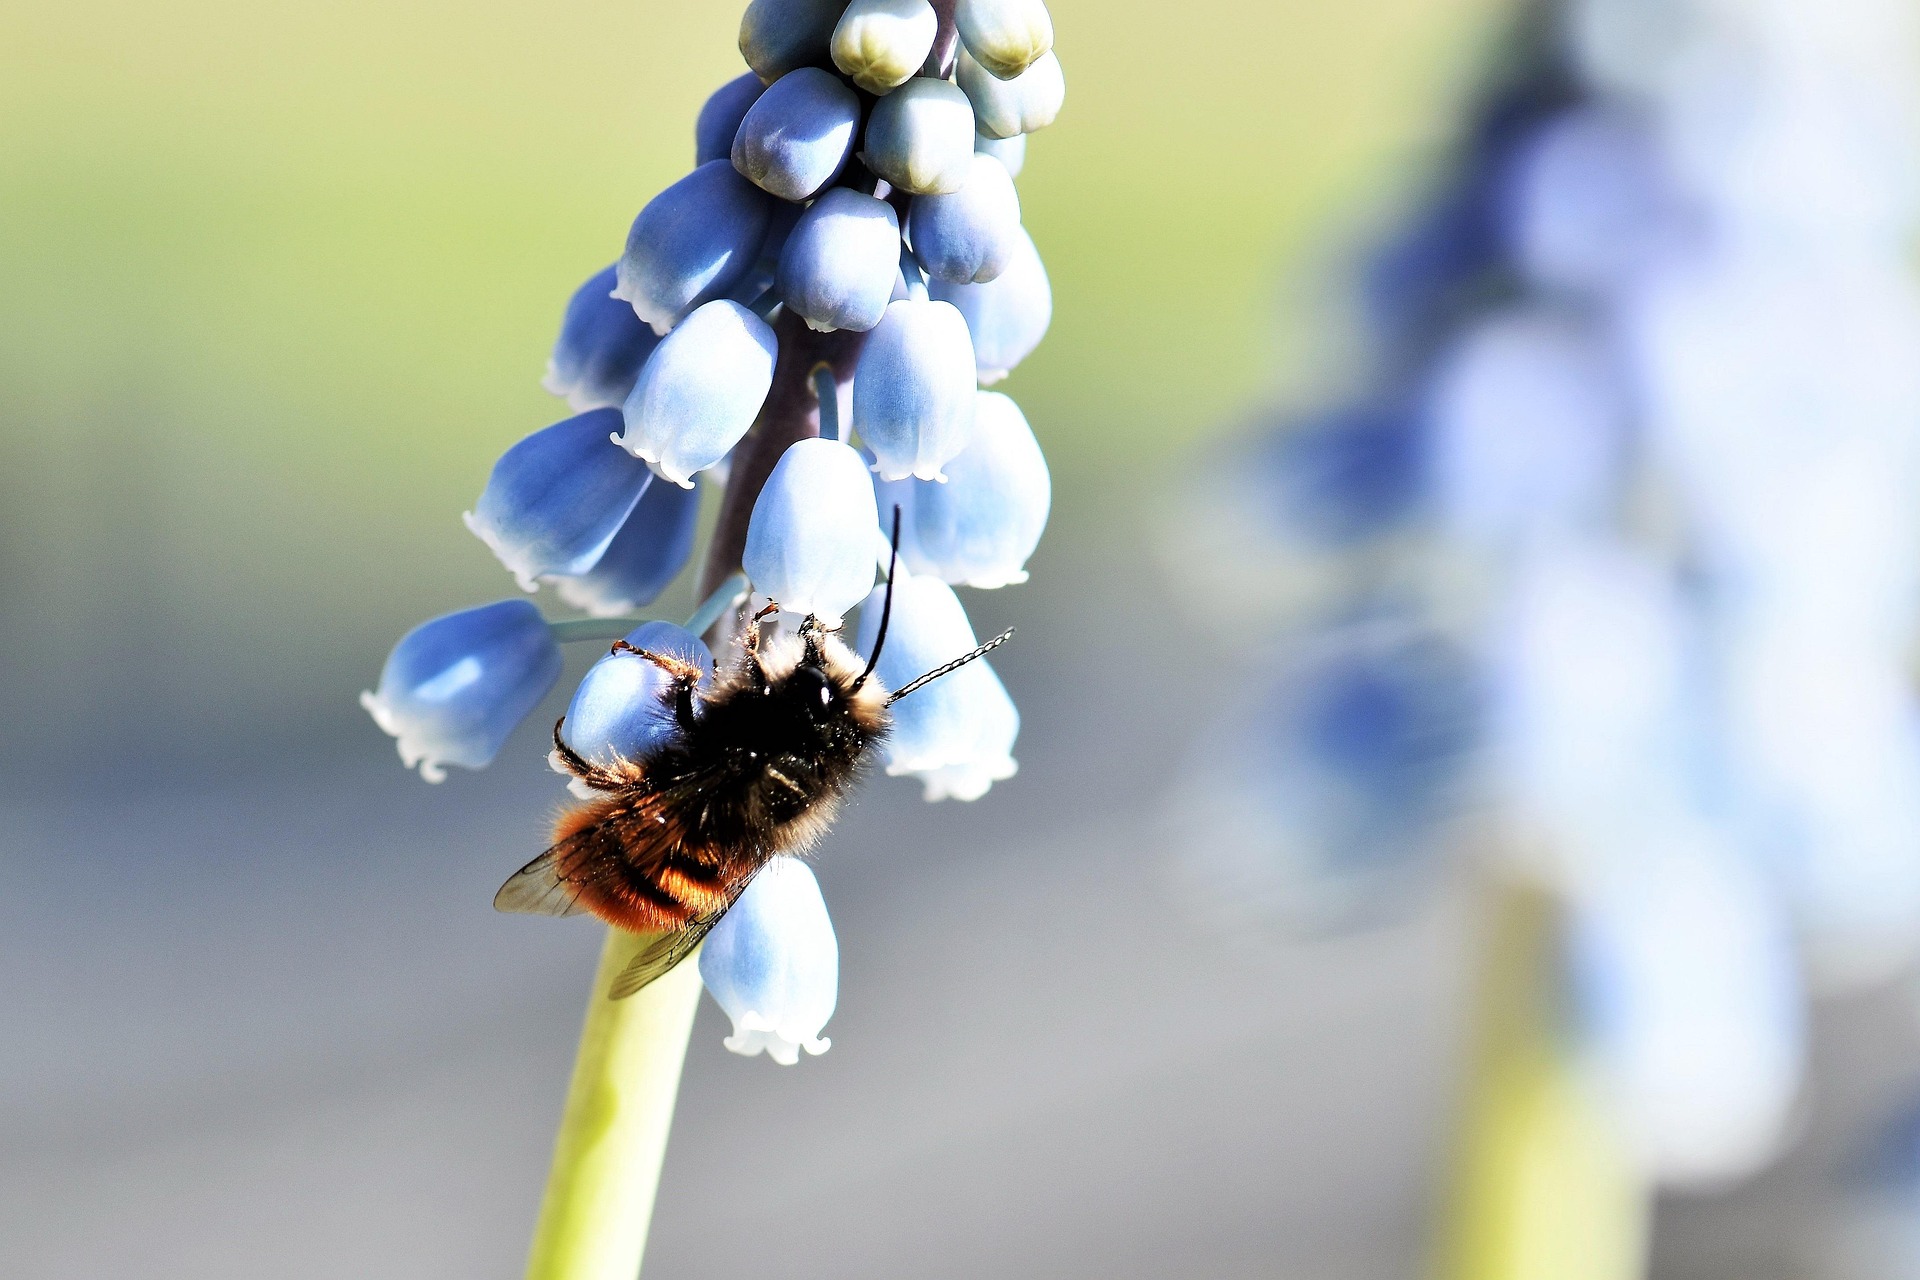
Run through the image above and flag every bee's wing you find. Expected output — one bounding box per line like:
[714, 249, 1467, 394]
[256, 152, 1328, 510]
[493, 842, 592, 918]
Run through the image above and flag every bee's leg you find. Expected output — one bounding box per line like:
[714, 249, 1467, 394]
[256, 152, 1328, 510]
[550, 718, 627, 790]
[610, 643, 708, 733]
[741, 601, 781, 658]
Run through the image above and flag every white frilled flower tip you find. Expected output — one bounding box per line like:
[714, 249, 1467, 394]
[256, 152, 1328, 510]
[697, 857, 838, 1065]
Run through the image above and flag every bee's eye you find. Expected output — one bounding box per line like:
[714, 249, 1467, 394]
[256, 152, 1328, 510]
[819, 683, 833, 707]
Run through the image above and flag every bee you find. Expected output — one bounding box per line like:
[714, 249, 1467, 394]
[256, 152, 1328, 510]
[493, 539, 1011, 999]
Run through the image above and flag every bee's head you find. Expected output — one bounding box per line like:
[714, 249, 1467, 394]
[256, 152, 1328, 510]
[755, 616, 890, 738]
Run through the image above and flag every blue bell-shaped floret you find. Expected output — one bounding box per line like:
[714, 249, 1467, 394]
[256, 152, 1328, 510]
[549, 473, 702, 617]
[732, 66, 861, 202]
[862, 78, 977, 195]
[465, 408, 655, 591]
[615, 160, 775, 335]
[554, 620, 715, 796]
[743, 438, 879, 626]
[852, 298, 977, 481]
[777, 188, 901, 333]
[896, 389, 1048, 587]
[854, 571, 1018, 799]
[956, 45, 1064, 138]
[831, 0, 938, 95]
[614, 299, 779, 488]
[739, 0, 850, 83]
[696, 73, 764, 165]
[698, 856, 838, 1064]
[908, 151, 1022, 284]
[975, 130, 1025, 178]
[929, 225, 1050, 383]
[361, 600, 563, 783]
[544, 264, 662, 412]
[954, 0, 1053, 79]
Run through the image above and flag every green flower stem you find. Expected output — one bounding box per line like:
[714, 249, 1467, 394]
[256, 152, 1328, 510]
[545, 573, 751, 646]
[523, 927, 705, 1280]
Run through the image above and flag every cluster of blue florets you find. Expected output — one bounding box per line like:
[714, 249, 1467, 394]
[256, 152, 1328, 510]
[1180, 0, 1920, 1188]
[363, 0, 1062, 1063]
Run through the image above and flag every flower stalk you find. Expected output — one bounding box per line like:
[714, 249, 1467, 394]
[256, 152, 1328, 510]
[522, 927, 704, 1280]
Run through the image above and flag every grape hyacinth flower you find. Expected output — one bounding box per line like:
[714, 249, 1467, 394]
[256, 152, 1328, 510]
[365, 0, 1065, 1268]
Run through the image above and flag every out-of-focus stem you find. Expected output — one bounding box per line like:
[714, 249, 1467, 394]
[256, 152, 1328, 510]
[1431, 878, 1649, 1280]
[523, 928, 704, 1280]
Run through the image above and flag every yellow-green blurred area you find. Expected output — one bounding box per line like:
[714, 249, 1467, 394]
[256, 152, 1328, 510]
[0, 0, 1497, 771]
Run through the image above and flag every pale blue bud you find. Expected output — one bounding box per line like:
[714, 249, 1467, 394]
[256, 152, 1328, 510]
[549, 474, 702, 617]
[615, 161, 774, 334]
[954, 0, 1053, 79]
[855, 572, 1018, 799]
[974, 130, 1025, 178]
[696, 73, 765, 166]
[361, 600, 563, 783]
[544, 264, 661, 412]
[777, 188, 902, 333]
[614, 299, 778, 488]
[831, 0, 938, 95]
[739, 0, 852, 83]
[732, 67, 861, 202]
[908, 152, 1022, 283]
[863, 77, 977, 195]
[557, 621, 715, 786]
[465, 409, 655, 591]
[898, 389, 1048, 587]
[699, 856, 838, 1064]
[957, 46, 1063, 139]
[929, 225, 1049, 383]
[743, 438, 880, 626]
[852, 298, 977, 481]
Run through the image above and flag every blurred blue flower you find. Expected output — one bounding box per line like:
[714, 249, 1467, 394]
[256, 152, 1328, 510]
[743, 438, 880, 626]
[544, 264, 662, 412]
[361, 599, 563, 783]
[929, 225, 1050, 384]
[695, 72, 764, 166]
[554, 620, 715, 796]
[698, 856, 838, 1064]
[852, 298, 978, 481]
[549, 473, 702, 617]
[1259, 402, 1428, 548]
[614, 299, 778, 488]
[465, 408, 656, 591]
[778, 188, 901, 333]
[886, 388, 1049, 587]
[732, 66, 861, 202]
[615, 160, 774, 335]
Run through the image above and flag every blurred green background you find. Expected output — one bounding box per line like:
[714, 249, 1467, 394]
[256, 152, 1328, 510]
[0, 0, 1499, 775]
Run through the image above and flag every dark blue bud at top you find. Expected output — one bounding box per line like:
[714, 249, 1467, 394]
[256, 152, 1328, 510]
[907, 151, 1022, 283]
[732, 67, 861, 202]
[466, 408, 656, 590]
[544, 264, 662, 412]
[740, 0, 852, 82]
[361, 599, 563, 783]
[550, 473, 702, 617]
[697, 73, 766, 165]
[616, 161, 775, 334]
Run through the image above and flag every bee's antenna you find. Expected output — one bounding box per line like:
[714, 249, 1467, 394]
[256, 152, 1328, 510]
[851, 505, 902, 695]
[887, 628, 1014, 705]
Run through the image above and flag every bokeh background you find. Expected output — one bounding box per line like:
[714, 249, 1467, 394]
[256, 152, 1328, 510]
[6, 0, 1920, 1276]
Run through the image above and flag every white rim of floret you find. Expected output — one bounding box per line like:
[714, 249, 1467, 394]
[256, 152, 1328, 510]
[609, 427, 700, 489]
[916, 753, 1019, 802]
[961, 567, 1030, 589]
[722, 1010, 831, 1066]
[359, 689, 452, 784]
[977, 366, 1010, 386]
[870, 457, 950, 483]
[461, 510, 544, 593]
[549, 573, 643, 619]
[540, 357, 568, 398]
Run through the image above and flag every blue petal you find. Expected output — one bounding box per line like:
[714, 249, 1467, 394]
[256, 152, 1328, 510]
[929, 225, 1050, 383]
[698, 856, 838, 1064]
[739, 0, 849, 82]
[851, 298, 977, 481]
[361, 599, 563, 783]
[896, 389, 1049, 587]
[957, 45, 1064, 138]
[615, 161, 775, 334]
[862, 78, 977, 195]
[696, 73, 765, 166]
[743, 438, 879, 626]
[466, 408, 655, 590]
[974, 129, 1025, 178]
[550, 474, 702, 616]
[777, 188, 901, 333]
[544, 264, 662, 412]
[908, 151, 1022, 284]
[615, 300, 779, 488]
[560, 620, 715, 774]
[732, 66, 861, 202]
